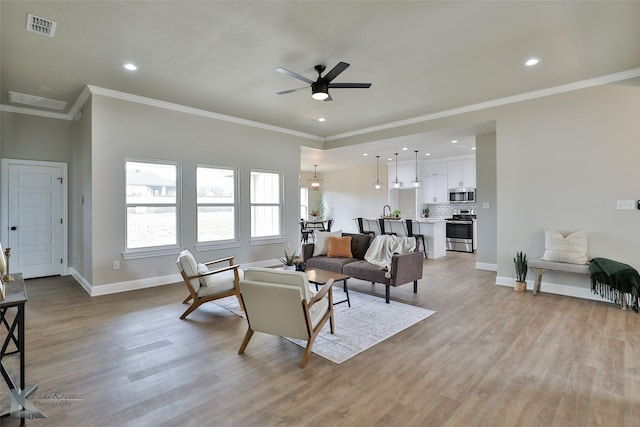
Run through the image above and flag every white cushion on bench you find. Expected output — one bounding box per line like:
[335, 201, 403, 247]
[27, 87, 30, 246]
[542, 229, 588, 264]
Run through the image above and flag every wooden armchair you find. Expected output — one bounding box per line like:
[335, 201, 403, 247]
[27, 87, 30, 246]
[238, 268, 335, 368]
[176, 249, 242, 320]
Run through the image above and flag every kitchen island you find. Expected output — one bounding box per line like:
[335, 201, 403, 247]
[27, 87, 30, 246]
[366, 218, 447, 259]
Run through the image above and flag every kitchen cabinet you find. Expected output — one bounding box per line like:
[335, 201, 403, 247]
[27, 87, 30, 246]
[448, 159, 475, 188]
[422, 162, 448, 204]
[388, 161, 418, 188]
[423, 174, 448, 203]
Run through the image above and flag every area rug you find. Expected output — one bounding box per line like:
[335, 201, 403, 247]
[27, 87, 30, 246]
[214, 290, 436, 364]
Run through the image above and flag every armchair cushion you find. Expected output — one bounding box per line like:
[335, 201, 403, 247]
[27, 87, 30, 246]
[177, 249, 201, 292]
[197, 262, 241, 291]
[327, 236, 353, 258]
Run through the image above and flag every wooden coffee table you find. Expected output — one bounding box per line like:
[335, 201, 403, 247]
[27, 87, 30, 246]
[305, 268, 351, 307]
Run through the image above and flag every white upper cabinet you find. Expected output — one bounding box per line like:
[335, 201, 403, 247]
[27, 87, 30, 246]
[448, 159, 475, 188]
[422, 162, 448, 203]
[423, 174, 449, 203]
[388, 160, 418, 188]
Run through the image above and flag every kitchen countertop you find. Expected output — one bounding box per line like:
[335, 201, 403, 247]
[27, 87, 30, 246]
[366, 217, 446, 223]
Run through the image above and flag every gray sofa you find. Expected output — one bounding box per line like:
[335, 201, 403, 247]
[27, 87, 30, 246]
[302, 233, 424, 303]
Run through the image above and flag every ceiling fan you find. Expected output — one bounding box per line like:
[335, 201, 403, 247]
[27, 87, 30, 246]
[276, 61, 371, 101]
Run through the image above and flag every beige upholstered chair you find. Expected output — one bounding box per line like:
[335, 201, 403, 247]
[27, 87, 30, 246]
[176, 249, 242, 320]
[238, 267, 335, 368]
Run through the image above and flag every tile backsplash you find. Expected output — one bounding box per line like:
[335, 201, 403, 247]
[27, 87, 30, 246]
[423, 203, 477, 219]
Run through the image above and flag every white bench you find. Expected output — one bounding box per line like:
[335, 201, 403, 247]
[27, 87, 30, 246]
[529, 259, 590, 294]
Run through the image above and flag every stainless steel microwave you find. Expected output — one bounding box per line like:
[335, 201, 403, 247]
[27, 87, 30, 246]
[449, 188, 475, 203]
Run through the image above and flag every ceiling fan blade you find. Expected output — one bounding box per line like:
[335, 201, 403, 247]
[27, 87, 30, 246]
[328, 83, 372, 89]
[275, 67, 314, 84]
[323, 62, 350, 82]
[276, 86, 308, 95]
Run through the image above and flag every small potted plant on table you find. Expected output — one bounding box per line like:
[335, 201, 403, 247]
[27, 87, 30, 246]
[278, 250, 301, 271]
[514, 251, 528, 292]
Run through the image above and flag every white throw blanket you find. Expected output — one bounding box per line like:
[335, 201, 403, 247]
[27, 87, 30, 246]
[364, 235, 416, 278]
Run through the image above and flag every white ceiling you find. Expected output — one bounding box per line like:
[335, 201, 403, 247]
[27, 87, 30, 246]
[2, 1, 639, 171]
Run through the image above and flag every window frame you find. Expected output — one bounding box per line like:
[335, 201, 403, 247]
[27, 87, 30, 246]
[195, 164, 240, 250]
[250, 168, 285, 244]
[123, 158, 181, 259]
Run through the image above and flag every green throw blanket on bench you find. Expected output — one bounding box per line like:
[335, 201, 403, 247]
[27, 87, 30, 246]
[589, 257, 640, 312]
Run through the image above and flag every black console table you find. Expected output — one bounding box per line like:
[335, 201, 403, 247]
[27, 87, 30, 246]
[0, 273, 29, 425]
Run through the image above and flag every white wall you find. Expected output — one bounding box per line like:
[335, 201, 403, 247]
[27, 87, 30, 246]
[87, 94, 311, 288]
[326, 77, 640, 298]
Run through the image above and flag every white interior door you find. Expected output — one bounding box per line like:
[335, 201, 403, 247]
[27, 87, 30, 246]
[1, 160, 67, 279]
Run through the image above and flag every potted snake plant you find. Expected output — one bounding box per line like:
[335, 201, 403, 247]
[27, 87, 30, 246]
[514, 251, 528, 292]
[277, 250, 301, 271]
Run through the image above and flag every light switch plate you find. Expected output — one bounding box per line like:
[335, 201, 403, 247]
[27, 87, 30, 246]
[616, 200, 635, 210]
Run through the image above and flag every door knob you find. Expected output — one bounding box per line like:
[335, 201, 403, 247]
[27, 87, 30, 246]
[10, 226, 17, 230]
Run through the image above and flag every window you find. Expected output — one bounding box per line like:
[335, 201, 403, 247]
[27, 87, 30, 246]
[250, 170, 282, 238]
[196, 166, 237, 243]
[125, 160, 179, 250]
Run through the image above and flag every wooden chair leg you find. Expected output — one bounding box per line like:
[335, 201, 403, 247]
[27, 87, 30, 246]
[238, 327, 254, 354]
[180, 300, 203, 320]
[182, 295, 193, 304]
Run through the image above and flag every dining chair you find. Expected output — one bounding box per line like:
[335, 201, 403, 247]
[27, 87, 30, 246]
[300, 219, 314, 243]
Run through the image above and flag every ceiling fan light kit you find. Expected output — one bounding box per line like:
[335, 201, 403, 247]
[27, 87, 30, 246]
[277, 61, 371, 102]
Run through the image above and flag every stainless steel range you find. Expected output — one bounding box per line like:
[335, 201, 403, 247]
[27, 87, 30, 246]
[446, 213, 476, 253]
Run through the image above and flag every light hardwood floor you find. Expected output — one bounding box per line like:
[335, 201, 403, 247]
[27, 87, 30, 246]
[1, 251, 639, 426]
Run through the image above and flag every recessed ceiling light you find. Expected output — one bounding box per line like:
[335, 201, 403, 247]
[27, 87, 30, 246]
[317, 117, 326, 122]
[424, 153, 431, 156]
[387, 157, 393, 161]
[451, 140, 458, 144]
[123, 63, 138, 71]
[471, 147, 476, 150]
[402, 147, 408, 151]
[525, 57, 540, 67]
[362, 153, 368, 156]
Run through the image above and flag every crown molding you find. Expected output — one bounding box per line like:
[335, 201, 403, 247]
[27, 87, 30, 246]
[3, 68, 639, 144]
[325, 67, 640, 142]
[86, 85, 323, 142]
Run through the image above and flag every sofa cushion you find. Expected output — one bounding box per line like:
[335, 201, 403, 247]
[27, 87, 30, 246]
[343, 260, 390, 285]
[305, 256, 359, 274]
[313, 230, 343, 256]
[343, 233, 373, 260]
[327, 236, 353, 258]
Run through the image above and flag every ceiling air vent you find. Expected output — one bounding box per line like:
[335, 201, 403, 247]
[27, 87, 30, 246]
[26, 13, 57, 37]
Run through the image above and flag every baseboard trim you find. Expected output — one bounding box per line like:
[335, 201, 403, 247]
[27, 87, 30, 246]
[69, 259, 282, 296]
[475, 262, 497, 271]
[495, 275, 611, 303]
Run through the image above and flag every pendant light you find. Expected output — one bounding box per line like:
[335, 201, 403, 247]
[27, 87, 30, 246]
[411, 150, 422, 188]
[391, 153, 403, 188]
[373, 155, 384, 190]
[308, 164, 322, 190]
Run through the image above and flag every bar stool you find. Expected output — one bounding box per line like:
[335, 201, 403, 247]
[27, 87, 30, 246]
[378, 218, 397, 236]
[404, 219, 427, 258]
[355, 218, 375, 235]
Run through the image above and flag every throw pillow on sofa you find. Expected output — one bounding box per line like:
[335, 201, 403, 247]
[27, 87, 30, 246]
[313, 230, 342, 256]
[327, 236, 353, 258]
[542, 229, 588, 264]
